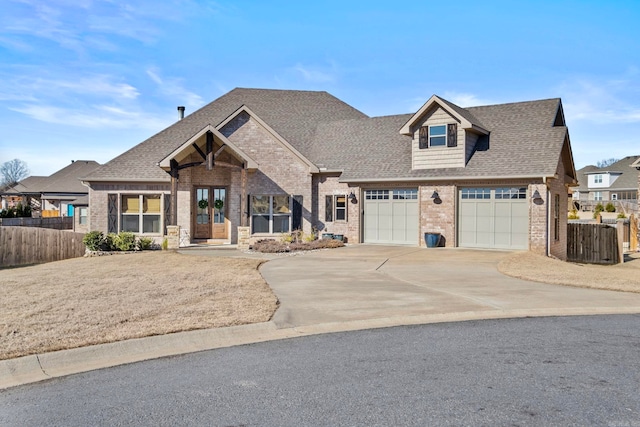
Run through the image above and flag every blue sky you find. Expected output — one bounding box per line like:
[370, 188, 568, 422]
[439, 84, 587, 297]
[1, 0, 639, 176]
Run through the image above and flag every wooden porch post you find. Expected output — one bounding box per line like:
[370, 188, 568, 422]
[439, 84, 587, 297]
[241, 166, 247, 226]
[170, 159, 179, 226]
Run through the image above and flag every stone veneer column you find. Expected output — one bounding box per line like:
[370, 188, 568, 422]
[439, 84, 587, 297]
[166, 225, 180, 249]
[237, 226, 250, 250]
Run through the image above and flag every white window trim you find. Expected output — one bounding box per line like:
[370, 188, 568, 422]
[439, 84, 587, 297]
[428, 125, 447, 147]
[325, 194, 348, 222]
[119, 194, 164, 235]
[250, 194, 292, 234]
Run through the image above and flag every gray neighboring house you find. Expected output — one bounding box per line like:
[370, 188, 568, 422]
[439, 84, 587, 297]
[1, 160, 100, 218]
[571, 155, 640, 214]
[82, 88, 576, 259]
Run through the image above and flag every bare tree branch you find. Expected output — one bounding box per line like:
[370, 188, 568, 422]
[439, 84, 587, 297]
[0, 159, 30, 188]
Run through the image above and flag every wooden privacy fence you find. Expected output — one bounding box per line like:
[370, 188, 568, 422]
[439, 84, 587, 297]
[0, 216, 73, 230]
[567, 223, 619, 265]
[0, 226, 85, 267]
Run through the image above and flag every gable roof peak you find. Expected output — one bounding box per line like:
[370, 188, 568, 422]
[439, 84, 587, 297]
[399, 94, 488, 136]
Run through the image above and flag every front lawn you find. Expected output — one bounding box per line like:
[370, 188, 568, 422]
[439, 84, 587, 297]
[0, 252, 278, 360]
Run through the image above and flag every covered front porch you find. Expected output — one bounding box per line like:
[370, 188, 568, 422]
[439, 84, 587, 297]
[158, 125, 257, 247]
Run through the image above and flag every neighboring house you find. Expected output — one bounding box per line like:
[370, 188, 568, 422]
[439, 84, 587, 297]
[0, 175, 49, 211]
[571, 156, 640, 215]
[1, 160, 101, 217]
[633, 158, 640, 197]
[82, 88, 576, 259]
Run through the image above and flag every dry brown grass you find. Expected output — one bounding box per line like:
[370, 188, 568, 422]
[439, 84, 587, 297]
[499, 251, 640, 293]
[0, 252, 278, 360]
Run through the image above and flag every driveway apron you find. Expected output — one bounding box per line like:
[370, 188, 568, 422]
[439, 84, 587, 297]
[259, 245, 640, 328]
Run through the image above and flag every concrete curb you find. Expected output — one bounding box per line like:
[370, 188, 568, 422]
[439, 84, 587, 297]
[3, 306, 640, 390]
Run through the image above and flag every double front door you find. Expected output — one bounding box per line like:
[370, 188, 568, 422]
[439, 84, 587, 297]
[194, 187, 227, 240]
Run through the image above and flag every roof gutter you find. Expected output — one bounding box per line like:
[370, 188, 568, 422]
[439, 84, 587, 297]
[340, 174, 558, 184]
[80, 178, 171, 183]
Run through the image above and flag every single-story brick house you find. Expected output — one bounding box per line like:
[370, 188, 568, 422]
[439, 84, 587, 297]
[82, 88, 577, 259]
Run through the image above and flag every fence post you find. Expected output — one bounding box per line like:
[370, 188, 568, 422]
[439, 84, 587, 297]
[631, 214, 638, 252]
[616, 218, 624, 264]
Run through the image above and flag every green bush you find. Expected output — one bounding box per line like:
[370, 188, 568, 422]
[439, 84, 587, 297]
[161, 238, 169, 250]
[103, 233, 118, 251]
[568, 208, 579, 220]
[138, 237, 154, 250]
[82, 231, 105, 251]
[113, 232, 137, 251]
[605, 202, 616, 212]
[617, 212, 627, 219]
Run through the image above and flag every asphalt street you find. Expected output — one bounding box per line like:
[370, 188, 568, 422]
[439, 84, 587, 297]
[2, 314, 640, 426]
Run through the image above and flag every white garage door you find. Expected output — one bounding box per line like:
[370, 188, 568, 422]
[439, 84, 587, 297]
[364, 189, 419, 245]
[458, 187, 529, 250]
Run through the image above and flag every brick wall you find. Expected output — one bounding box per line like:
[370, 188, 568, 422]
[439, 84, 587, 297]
[87, 182, 170, 237]
[420, 184, 455, 247]
[315, 174, 360, 243]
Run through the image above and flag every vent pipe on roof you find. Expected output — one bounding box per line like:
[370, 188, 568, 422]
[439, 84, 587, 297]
[177, 106, 185, 120]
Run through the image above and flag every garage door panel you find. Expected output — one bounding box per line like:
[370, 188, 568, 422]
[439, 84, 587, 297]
[459, 188, 529, 250]
[364, 190, 418, 245]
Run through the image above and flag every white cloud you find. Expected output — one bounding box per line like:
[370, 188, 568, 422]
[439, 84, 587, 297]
[10, 103, 168, 130]
[557, 75, 640, 124]
[441, 92, 495, 107]
[290, 62, 339, 84]
[146, 67, 204, 108]
[0, 73, 139, 102]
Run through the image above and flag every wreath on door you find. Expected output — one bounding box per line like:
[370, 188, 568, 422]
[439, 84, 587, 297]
[198, 199, 208, 210]
[214, 199, 224, 210]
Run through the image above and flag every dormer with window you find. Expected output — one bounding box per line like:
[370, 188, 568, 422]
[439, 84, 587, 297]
[400, 95, 489, 170]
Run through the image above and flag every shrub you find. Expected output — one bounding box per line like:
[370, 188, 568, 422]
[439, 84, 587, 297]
[605, 202, 616, 213]
[103, 233, 118, 251]
[161, 238, 169, 250]
[617, 212, 627, 219]
[568, 208, 579, 220]
[113, 232, 137, 251]
[593, 202, 604, 219]
[138, 237, 154, 250]
[83, 231, 105, 251]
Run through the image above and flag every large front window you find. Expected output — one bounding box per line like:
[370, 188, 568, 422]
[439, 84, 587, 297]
[251, 195, 290, 234]
[121, 194, 161, 233]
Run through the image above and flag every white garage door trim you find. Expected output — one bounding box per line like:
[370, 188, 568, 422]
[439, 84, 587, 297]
[458, 187, 529, 250]
[364, 189, 419, 245]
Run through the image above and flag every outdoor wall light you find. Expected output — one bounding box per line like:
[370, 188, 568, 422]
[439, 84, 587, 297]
[348, 191, 358, 204]
[531, 190, 542, 200]
[431, 190, 442, 204]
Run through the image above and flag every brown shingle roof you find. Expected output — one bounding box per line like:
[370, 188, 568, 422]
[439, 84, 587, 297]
[41, 160, 100, 193]
[314, 98, 567, 181]
[85, 88, 368, 181]
[84, 89, 568, 183]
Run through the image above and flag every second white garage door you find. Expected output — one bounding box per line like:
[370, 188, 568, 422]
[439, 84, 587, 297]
[458, 187, 529, 250]
[364, 189, 419, 245]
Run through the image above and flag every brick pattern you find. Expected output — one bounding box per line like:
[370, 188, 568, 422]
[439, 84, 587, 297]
[314, 174, 360, 243]
[420, 185, 455, 247]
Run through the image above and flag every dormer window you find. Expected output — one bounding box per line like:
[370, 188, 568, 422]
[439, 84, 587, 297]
[419, 123, 457, 149]
[430, 125, 447, 146]
[594, 174, 602, 184]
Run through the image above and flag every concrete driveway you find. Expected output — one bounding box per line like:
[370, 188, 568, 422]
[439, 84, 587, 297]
[260, 245, 640, 328]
